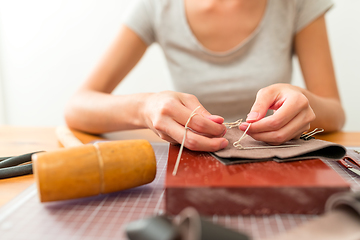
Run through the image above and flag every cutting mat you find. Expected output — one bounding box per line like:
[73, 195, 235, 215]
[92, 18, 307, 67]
[0, 144, 359, 240]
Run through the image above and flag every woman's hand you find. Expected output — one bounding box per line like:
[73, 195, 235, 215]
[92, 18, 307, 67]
[142, 91, 228, 151]
[239, 84, 316, 145]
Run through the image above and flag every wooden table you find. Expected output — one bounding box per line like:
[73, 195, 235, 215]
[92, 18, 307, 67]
[0, 125, 359, 207]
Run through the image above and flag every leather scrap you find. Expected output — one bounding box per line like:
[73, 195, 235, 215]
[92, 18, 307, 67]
[212, 127, 346, 165]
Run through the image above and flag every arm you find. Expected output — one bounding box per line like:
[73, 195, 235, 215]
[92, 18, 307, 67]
[65, 25, 150, 133]
[65, 25, 227, 151]
[294, 14, 345, 131]
[240, 15, 345, 144]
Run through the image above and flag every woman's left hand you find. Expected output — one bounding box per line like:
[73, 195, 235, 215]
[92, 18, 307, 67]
[239, 83, 316, 145]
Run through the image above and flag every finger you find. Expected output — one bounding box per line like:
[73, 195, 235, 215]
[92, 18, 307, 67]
[243, 112, 311, 145]
[178, 93, 221, 123]
[253, 125, 309, 145]
[152, 113, 228, 151]
[180, 94, 212, 117]
[163, 118, 228, 152]
[183, 130, 229, 152]
[188, 126, 227, 138]
[206, 115, 224, 124]
[148, 124, 179, 144]
[247, 123, 309, 145]
[246, 88, 277, 123]
[242, 94, 311, 133]
[157, 131, 178, 144]
[169, 101, 226, 138]
[189, 114, 227, 138]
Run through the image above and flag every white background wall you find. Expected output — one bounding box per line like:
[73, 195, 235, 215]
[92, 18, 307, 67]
[0, 0, 359, 131]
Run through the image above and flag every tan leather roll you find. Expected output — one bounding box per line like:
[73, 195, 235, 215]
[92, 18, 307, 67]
[32, 140, 156, 202]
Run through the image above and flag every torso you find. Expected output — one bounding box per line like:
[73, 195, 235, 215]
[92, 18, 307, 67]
[123, 0, 304, 121]
[184, 0, 268, 52]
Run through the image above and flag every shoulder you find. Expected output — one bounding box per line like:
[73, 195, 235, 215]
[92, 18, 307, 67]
[293, 0, 333, 33]
[268, 0, 332, 34]
[292, 0, 334, 16]
[269, 0, 333, 14]
[132, 0, 180, 24]
[139, 0, 176, 12]
[123, 0, 175, 24]
[122, 0, 180, 45]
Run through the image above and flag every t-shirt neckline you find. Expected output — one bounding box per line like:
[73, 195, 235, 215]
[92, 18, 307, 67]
[180, 0, 271, 57]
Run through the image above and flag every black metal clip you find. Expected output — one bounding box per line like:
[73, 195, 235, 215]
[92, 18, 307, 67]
[300, 128, 324, 141]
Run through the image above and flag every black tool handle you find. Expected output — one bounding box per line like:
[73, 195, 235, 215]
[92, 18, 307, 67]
[0, 152, 42, 168]
[0, 164, 33, 179]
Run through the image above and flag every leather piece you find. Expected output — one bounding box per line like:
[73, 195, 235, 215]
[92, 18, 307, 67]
[213, 128, 346, 165]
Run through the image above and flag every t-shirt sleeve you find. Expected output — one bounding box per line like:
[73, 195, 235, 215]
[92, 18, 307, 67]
[294, 0, 333, 33]
[121, 0, 156, 45]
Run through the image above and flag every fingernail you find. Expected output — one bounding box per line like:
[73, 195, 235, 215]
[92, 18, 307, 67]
[239, 123, 248, 131]
[210, 114, 223, 120]
[207, 115, 224, 124]
[246, 112, 259, 121]
[222, 128, 227, 137]
[221, 140, 228, 149]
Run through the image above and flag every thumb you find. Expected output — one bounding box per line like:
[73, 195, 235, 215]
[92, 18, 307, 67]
[246, 89, 276, 123]
[206, 115, 224, 124]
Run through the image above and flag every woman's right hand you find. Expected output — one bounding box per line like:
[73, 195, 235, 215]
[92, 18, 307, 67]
[142, 91, 228, 152]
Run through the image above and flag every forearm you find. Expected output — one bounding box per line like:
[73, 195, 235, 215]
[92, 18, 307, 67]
[65, 90, 151, 134]
[300, 87, 345, 132]
[65, 90, 229, 152]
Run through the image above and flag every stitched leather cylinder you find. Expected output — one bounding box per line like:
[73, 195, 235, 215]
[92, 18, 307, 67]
[32, 140, 156, 202]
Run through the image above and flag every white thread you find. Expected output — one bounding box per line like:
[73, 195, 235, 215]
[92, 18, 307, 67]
[172, 106, 201, 176]
[235, 144, 301, 150]
[233, 123, 252, 148]
[232, 122, 300, 150]
[223, 119, 242, 128]
[94, 143, 105, 194]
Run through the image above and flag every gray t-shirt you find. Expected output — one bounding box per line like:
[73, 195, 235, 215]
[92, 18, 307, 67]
[122, 0, 333, 122]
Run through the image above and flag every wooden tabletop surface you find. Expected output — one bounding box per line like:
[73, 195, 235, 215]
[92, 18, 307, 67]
[0, 125, 359, 207]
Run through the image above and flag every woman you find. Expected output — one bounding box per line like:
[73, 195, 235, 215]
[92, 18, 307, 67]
[65, 0, 345, 152]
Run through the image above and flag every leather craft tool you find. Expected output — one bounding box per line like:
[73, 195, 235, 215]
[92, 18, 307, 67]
[30, 126, 157, 202]
[55, 125, 84, 148]
[126, 207, 250, 240]
[32, 139, 156, 202]
[338, 157, 360, 176]
[0, 126, 82, 180]
[165, 144, 350, 215]
[0, 151, 42, 179]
